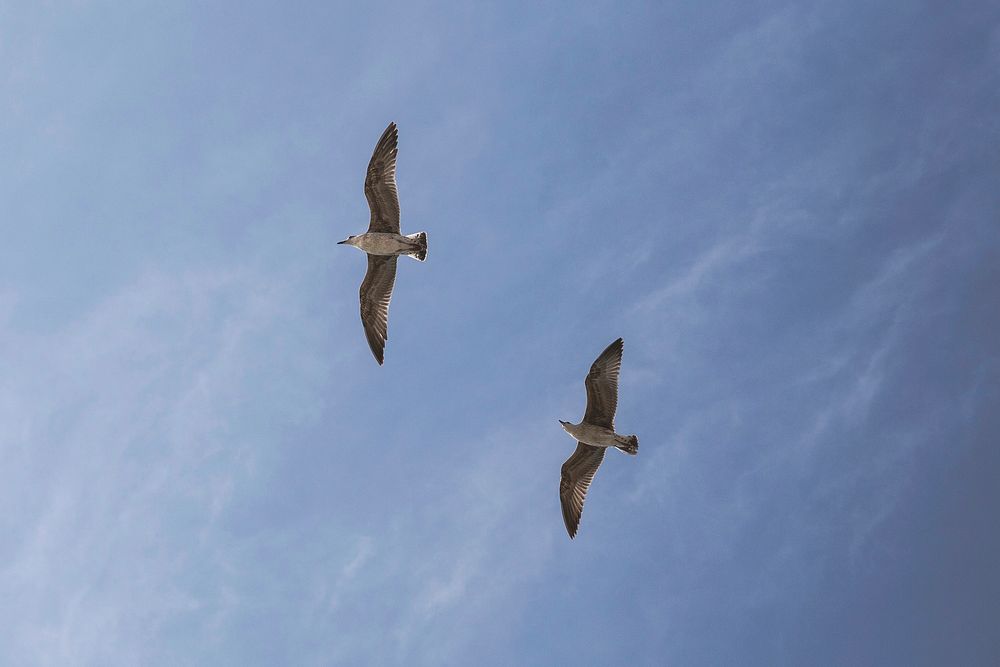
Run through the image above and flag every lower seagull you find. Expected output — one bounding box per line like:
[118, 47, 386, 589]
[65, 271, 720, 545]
[558, 338, 639, 539]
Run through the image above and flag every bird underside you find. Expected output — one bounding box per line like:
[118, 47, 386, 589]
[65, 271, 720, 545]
[355, 232, 424, 256]
[565, 423, 625, 448]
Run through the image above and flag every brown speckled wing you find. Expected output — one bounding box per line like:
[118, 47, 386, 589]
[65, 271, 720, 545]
[559, 443, 606, 539]
[364, 122, 401, 234]
[583, 338, 623, 428]
[359, 254, 397, 365]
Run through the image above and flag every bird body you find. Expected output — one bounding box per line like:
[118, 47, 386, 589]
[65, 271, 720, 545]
[558, 338, 639, 538]
[338, 122, 428, 365]
[340, 231, 426, 257]
[559, 420, 637, 452]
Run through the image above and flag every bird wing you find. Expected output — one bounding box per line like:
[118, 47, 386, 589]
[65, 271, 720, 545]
[359, 254, 397, 365]
[364, 122, 401, 234]
[583, 338, 623, 428]
[559, 443, 606, 539]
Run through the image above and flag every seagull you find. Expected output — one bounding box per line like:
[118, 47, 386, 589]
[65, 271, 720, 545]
[558, 338, 639, 539]
[338, 122, 428, 365]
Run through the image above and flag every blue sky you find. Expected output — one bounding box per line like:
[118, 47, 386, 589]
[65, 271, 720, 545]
[1, 1, 998, 664]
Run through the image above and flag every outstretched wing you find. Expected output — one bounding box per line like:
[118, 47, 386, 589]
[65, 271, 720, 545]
[583, 338, 623, 428]
[559, 443, 606, 539]
[359, 254, 397, 365]
[364, 122, 401, 234]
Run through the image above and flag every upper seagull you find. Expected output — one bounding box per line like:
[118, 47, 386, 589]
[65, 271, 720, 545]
[558, 338, 639, 538]
[338, 122, 428, 365]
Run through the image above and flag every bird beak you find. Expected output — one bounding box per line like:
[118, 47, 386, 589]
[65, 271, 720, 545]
[337, 239, 349, 244]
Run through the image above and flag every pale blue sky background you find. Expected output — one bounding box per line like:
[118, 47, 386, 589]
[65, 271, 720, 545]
[2, 1, 999, 665]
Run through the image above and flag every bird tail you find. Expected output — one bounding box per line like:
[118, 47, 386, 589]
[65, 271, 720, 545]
[615, 434, 638, 455]
[406, 232, 427, 261]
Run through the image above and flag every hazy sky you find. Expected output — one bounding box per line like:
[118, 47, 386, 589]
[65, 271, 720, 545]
[2, 1, 999, 665]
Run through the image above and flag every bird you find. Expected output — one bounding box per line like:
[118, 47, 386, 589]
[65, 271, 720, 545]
[558, 338, 639, 538]
[338, 122, 428, 365]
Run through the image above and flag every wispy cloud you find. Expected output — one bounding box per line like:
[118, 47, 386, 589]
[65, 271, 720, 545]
[0, 262, 329, 664]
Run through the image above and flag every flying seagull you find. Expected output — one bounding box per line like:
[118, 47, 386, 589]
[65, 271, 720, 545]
[338, 122, 428, 365]
[558, 338, 639, 538]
